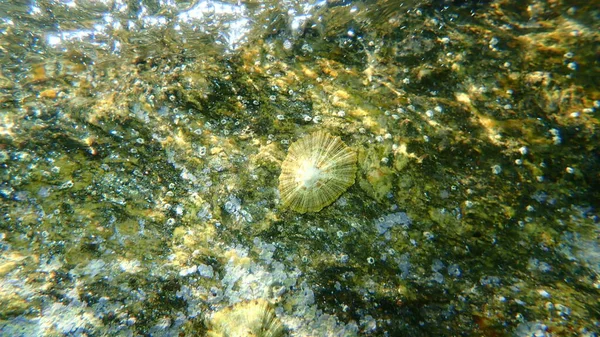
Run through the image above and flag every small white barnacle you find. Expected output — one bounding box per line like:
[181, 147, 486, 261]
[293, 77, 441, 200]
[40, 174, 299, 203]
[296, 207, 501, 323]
[278, 131, 357, 213]
[206, 299, 284, 337]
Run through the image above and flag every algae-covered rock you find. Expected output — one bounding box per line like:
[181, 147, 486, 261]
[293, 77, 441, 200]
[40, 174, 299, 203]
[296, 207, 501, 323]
[357, 144, 395, 202]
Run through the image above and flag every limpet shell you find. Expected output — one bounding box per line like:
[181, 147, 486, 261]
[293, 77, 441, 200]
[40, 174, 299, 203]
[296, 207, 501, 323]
[206, 299, 284, 337]
[278, 131, 357, 213]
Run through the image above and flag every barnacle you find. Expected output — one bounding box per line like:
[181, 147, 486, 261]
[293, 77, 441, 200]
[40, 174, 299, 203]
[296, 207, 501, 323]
[206, 299, 284, 337]
[278, 131, 357, 213]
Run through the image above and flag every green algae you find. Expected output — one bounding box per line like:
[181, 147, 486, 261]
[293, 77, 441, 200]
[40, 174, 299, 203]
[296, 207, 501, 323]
[0, 0, 599, 336]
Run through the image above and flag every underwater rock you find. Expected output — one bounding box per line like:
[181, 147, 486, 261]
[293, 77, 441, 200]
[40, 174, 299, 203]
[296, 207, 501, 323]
[357, 144, 395, 202]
